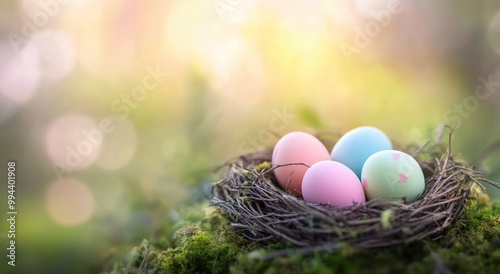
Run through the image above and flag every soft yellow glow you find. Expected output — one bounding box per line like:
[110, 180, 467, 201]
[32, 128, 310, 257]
[199, 35, 266, 104]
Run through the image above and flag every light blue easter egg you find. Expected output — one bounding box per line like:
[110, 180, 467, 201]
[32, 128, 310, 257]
[331, 126, 392, 179]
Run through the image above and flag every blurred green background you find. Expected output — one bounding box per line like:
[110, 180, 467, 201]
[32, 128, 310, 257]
[1, 1, 500, 273]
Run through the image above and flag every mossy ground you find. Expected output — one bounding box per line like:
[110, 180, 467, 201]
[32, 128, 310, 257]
[104, 198, 500, 274]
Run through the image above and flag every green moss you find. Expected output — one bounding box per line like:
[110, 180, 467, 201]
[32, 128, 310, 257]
[255, 161, 271, 172]
[162, 229, 239, 273]
[380, 209, 395, 230]
[104, 200, 500, 274]
[103, 202, 255, 273]
[428, 199, 500, 273]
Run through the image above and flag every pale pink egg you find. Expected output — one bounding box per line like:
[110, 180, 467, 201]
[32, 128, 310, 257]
[272, 132, 330, 196]
[302, 161, 366, 206]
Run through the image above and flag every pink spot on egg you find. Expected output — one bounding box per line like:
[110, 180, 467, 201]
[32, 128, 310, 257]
[362, 178, 369, 188]
[392, 153, 401, 160]
[399, 173, 408, 183]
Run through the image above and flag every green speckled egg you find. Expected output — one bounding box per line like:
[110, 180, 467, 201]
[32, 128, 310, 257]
[361, 150, 425, 202]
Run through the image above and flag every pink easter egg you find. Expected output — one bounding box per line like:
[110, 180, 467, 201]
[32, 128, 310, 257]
[272, 132, 331, 197]
[302, 161, 366, 206]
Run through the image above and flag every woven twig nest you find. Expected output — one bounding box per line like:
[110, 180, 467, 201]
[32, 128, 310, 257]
[211, 130, 499, 258]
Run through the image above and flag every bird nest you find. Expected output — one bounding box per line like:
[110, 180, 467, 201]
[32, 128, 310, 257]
[211, 129, 500, 258]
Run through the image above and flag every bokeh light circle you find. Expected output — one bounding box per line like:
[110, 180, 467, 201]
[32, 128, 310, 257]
[46, 178, 95, 226]
[25, 30, 76, 85]
[46, 114, 102, 170]
[95, 116, 138, 171]
[0, 41, 41, 104]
